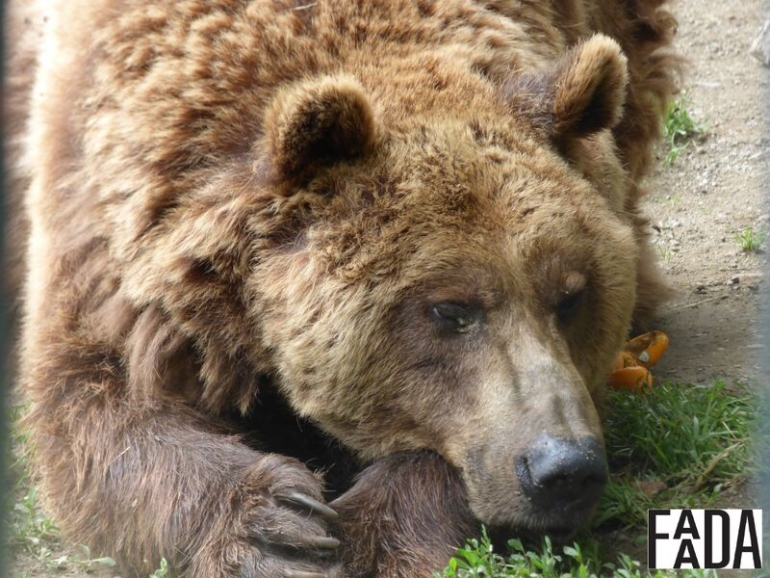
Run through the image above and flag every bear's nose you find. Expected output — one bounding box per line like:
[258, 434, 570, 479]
[516, 435, 607, 508]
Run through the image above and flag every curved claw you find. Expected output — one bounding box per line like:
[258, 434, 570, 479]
[285, 571, 328, 578]
[306, 536, 340, 549]
[260, 530, 339, 552]
[282, 492, 339, 520]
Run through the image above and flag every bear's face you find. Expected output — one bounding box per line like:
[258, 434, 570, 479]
[253, 35, 635, 535]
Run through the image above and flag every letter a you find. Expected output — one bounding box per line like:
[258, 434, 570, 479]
[733, 510, 761, 569]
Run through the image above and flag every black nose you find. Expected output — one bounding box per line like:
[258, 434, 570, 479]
[516, 435, 607, 508]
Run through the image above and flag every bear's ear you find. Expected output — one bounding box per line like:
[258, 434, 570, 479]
[262, 75, 375, 187]
[506, 35, 628, 145]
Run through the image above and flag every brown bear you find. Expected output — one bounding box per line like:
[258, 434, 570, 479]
[7, 0, 679, 576]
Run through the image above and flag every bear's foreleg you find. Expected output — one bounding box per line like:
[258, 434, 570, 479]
[332, 452, 478, 578]
[27, 398, 342, 578]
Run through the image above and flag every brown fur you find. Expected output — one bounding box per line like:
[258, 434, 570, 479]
[7, 0, 680, 576]
[332, 452, 477, 578]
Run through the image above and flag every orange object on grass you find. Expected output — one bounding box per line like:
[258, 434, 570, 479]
[607, 365, 653, 393]
[625, 330, 669, 368]
[607, 331, 669, 393]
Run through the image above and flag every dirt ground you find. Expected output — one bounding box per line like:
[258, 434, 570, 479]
[647, 0, 770, 390]
[8, 0, 770, 576]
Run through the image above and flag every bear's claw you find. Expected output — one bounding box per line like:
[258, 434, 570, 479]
[305, 536, 341, 549]
[284, 571, 329, 578]
[283, 492, 339, 520]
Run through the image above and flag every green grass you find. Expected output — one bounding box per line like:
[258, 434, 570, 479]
[655, 245, 672, 264]
[435, 528, 716, 578]
[150, 558, 170, 578]
[735, 226, 767, 253]
[10, 486, 60, 566]
[596, 381, 754, 529]
[662, 99, 705, 165]
[9, 481, 119, 573]
[605, 381, 753, 484]
[6, 406, 61, 567]
[438, 380, 757, 577]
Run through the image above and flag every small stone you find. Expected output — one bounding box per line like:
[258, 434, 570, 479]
[750, 20, 770, 66]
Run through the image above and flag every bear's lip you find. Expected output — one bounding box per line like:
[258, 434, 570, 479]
[488, 523, 579, 551]
[535, 525, 579, 544]
[523, 514, 587, 540]
[529, 499, 600, 538]
[485, 498, 599, 547]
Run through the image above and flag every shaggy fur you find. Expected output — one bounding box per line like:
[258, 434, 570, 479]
[7, 0, 680, 576]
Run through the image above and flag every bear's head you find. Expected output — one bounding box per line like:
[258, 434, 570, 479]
[253, 35, 633, 537]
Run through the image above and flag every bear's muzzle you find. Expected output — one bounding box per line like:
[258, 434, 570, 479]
[516, 434, 608, 531]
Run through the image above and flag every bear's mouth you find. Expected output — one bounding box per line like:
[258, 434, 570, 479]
[544, 526, 579, 544]
[526, 522, 581, 544]
[520, 493, 603, 541]
[488, 519, 582, 551]
[483, 488, 602, 548]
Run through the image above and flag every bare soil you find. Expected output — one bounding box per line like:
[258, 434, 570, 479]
[646, 0, 769, 390]
[8, 0, 770, 575]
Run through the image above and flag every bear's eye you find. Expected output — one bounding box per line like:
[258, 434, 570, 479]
[556, 289, 585, 324]
[430, 302, 482, 333]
